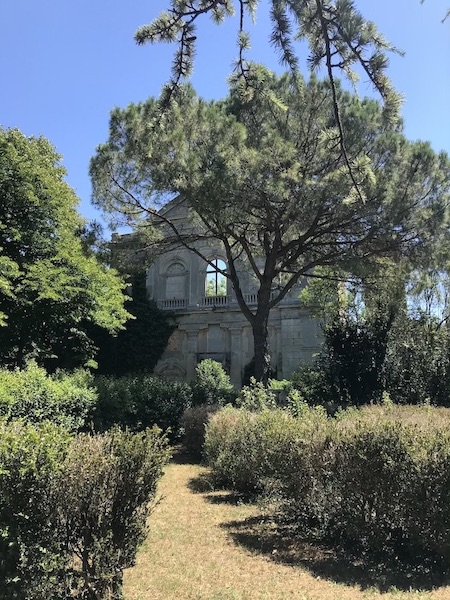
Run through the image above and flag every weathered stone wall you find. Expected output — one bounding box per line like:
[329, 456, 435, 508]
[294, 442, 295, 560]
[142, 197, 323, 386]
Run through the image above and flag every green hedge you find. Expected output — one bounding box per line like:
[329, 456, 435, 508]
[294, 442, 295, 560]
[204, 405, 328, 494]
[0, 420, 170, 599]
[0, 420, 72, 599]
[0, 362, 97, 431]
[205, 403, 450, 564]
[93, 374, 193, 435]
[180, 404, 220, 458]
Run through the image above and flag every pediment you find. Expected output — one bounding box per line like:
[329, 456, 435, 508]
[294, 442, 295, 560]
[158, 195, 189, 221]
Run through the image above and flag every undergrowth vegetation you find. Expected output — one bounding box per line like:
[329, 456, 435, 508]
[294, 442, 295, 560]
[0, 362, 97, 431]
[0, 420, 170, 599]
[205, 402, 450, 569]
[93, 374, 193, 435]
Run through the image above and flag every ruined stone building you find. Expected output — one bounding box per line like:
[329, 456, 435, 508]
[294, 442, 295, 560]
[120, 197, 322, 387]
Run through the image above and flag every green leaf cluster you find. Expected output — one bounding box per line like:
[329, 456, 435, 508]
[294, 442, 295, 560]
[0, 421, 170, 599]
[0, 128, 131, 368]
[134, 0, 403, 122]
[0, 361, 97, 432]
[191, 358, 236, 406]
[91, 271, 176, 376]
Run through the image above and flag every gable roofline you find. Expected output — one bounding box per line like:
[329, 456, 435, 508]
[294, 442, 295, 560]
[157, 194, 186, 218]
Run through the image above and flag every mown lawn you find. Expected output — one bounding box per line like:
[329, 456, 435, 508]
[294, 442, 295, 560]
[123, 455, 450, 600]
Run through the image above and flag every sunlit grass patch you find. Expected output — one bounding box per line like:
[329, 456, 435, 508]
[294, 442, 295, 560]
[123, 460, 450, 600]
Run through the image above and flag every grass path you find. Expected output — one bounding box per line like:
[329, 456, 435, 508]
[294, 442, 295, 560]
[123, 457, 450, 600]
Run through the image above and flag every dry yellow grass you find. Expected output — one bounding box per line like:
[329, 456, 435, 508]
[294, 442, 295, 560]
[123, 456, 450, 600]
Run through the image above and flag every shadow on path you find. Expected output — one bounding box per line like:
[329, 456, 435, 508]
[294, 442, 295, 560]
[221, 514, 450, 594]
[170, 447, 199, 465]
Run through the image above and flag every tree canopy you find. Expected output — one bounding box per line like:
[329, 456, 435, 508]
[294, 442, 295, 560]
[0, 128, 131, 368]
[135, 0, 403, 119]
[91, 71, 450, 382]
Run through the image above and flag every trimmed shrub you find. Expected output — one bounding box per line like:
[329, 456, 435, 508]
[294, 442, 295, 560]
[0, 419, 72, 599]
[205, 403, 450, 566]
[329, 405, 450, 562]
[180, 404, 219, 458]
[0, 421, 170, 599]
[93, 374, 193, 435]
[60, 426, 171, 599]
[0, 362, 97, 431]
[191, 359, 236, 406]
[204, 405, 327, 495]
[204, 407, 259, 492]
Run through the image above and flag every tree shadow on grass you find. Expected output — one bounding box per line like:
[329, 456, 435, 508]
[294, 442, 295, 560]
[171, 446, 200, 465]
[188, 472, 216, 493]
[188, 474, 252, 505]
[221, 514, 450, 594]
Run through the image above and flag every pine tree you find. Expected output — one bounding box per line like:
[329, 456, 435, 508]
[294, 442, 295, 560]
[91, 72, 450, 382]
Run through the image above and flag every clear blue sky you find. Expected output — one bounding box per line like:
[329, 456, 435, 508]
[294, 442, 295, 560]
[1, 0, 449, 229]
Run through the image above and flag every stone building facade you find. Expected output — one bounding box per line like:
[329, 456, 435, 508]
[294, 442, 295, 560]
[141, 198, 322, 387]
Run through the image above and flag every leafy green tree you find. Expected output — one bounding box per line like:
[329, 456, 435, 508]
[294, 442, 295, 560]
[298, 259, 450, 407]
[297, 262, 403, 406]
[135, 0, 446, 253]
[91, 71, 450, 382]
[0, 128, 130, 368]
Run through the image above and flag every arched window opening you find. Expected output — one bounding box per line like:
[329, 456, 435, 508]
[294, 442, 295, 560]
[166, 262, 186, 299]
[205, 259, 227, 297]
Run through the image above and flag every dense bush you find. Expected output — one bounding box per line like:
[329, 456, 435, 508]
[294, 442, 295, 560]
[384, 315, 450, 406]
[291, 363, 335, 410]
[60, 426, 171, 599]
[93, 374, 192, 435]
[204, 405, 327, 494]
[205, 403, 450, 565]
[0, 420, 73, 599]
[0, 362, 97, 431]
[92, 271, 176, 376]
[235, 378, 277, 411]
[190, 359, 236, 406]
[291, 311, 450, 410]
[180, 404, 219, 458]
[0, 421, 170, 599]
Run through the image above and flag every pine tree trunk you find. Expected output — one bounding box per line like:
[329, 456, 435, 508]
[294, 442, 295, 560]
[252, 313, 271, 385]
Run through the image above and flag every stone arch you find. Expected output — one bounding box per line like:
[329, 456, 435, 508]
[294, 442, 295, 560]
[204, 257, 227, 297]
[163, 258, 188, 300]
[155, 361, 186, 382]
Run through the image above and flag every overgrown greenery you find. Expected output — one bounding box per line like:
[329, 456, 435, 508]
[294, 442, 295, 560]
[0, 362, 97, 432]
[94, 359, 235, 439]
[295, 264, 450, 409]
[91, 271, 176, 376]
[0, 421, 170, 599]
[205, 402, 450, 569]
[93, 374, 193, 435]
[179, 360, 235, 455]
[384, 312, 450, 406]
